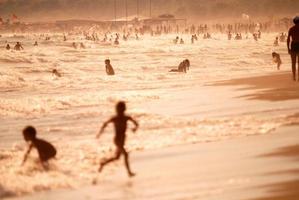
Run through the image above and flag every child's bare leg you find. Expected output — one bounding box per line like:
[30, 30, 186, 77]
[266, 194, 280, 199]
[98, 150, 121, 172]
[122, 149, 135, 177]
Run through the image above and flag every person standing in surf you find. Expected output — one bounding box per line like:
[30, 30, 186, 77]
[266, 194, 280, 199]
[287, 16, 299, 81]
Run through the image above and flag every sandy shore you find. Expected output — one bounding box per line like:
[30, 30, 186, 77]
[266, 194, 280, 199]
[6, 125, 299, 200]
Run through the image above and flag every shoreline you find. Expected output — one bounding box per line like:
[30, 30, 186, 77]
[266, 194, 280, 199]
[6, 124, 299, 200]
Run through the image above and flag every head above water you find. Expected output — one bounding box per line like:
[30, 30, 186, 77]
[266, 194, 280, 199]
[23, 126, 37, 141]
[116, 101, 126, 115]
[294, 16, 299, 24]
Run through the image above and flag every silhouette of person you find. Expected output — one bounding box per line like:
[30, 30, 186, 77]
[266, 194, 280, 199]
[14, 42, 23, 51]
[272, 52, 282, 70]
[287, 16, 299, 81]
[6, 44, 10, 50]
[274, 37, 279, 46]
[105, 59, 115, 76]
[22, 126, 57, 169]
[34, 41, 38, 46]
[96, 101, 139, 177]
[169, 59, 190, 73]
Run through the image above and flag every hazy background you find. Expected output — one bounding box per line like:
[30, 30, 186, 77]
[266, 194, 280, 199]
[0, 0, 298, 22]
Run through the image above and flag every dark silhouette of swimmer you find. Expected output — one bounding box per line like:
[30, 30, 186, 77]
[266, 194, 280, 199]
[105, 59, 115, 75]
[34, 41, 38, 46]
[52, 69, 62, 77]
[14, 42, 23, 51]
[169, 59, 190, 73]
[22, 126, 57, 169]
[6, 44, 10, 50]
[272, 52, 282, 70]
[287, 16, 299, 81]
[96, 101, 139, 177]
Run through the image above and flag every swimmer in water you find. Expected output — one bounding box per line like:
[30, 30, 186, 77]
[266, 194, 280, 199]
[14, 42, 23, 51]
[105, 59, 115, 75]
[6, 44, 10, 50]
[272, 52, 282, 70]
[169, 59, 190, 73]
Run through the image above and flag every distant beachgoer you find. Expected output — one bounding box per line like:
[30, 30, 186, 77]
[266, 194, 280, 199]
[96, 101, 139, 177]
[6, 44, 10, 50]
[173, 36, 179, 44]
[114, 38, 119, 45]
[72, 42, 77, 49]
[180, 38, 184, 44]
[272, 52, 282, 70]
[105, 59, 115, 75]
[14, 42, 23, 51]
[52, 69, 62, 77]
[22, 126, 57, 169]
[253, 33, 258, 41]
[273, 37, 279, 46]
[80, 42, 85, 49]
[34, 41, 38, 46]
[257, 30, 261, 39]
[228, 31, 232, 40]
[169, 59, 190, 73]
[287, 16, 299, 81]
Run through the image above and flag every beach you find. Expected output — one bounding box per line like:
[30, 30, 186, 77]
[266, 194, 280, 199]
[1, 32, 299, 199]
[5, 125, 299, 200]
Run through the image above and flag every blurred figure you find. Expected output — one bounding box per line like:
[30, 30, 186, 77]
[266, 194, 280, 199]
[272, 52, 282, 70]
[180, 38, 184, 44]
[228, 31, 232, 40]
[22, 126, 57, 169]
[169, 59, 190, 73]
[105, 59, 115, 76]
[80, 42, 85, 49]
[173, 36, 179, 44]
[14, 42, 23, 51]
[72, 42, 77, 49]
[114, 38, 119, 45]
[5, 44, 10, 50]
[96, 101, 139, 177]
[273, 37, 279, 46]
[287, 16, 299, 81]
[34, 41, 38, 46]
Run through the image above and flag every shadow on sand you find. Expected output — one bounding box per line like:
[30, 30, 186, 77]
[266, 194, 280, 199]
[250, 143, 299, 200]
[212, 73, 299, 101]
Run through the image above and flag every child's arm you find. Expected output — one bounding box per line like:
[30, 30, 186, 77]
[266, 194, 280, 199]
[129, 117, 139, 132]
[22, 144, 33, 166]
[96, 118, 113, 139]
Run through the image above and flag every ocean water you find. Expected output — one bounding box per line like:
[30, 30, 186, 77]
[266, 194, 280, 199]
[1, 32, 299, 197]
